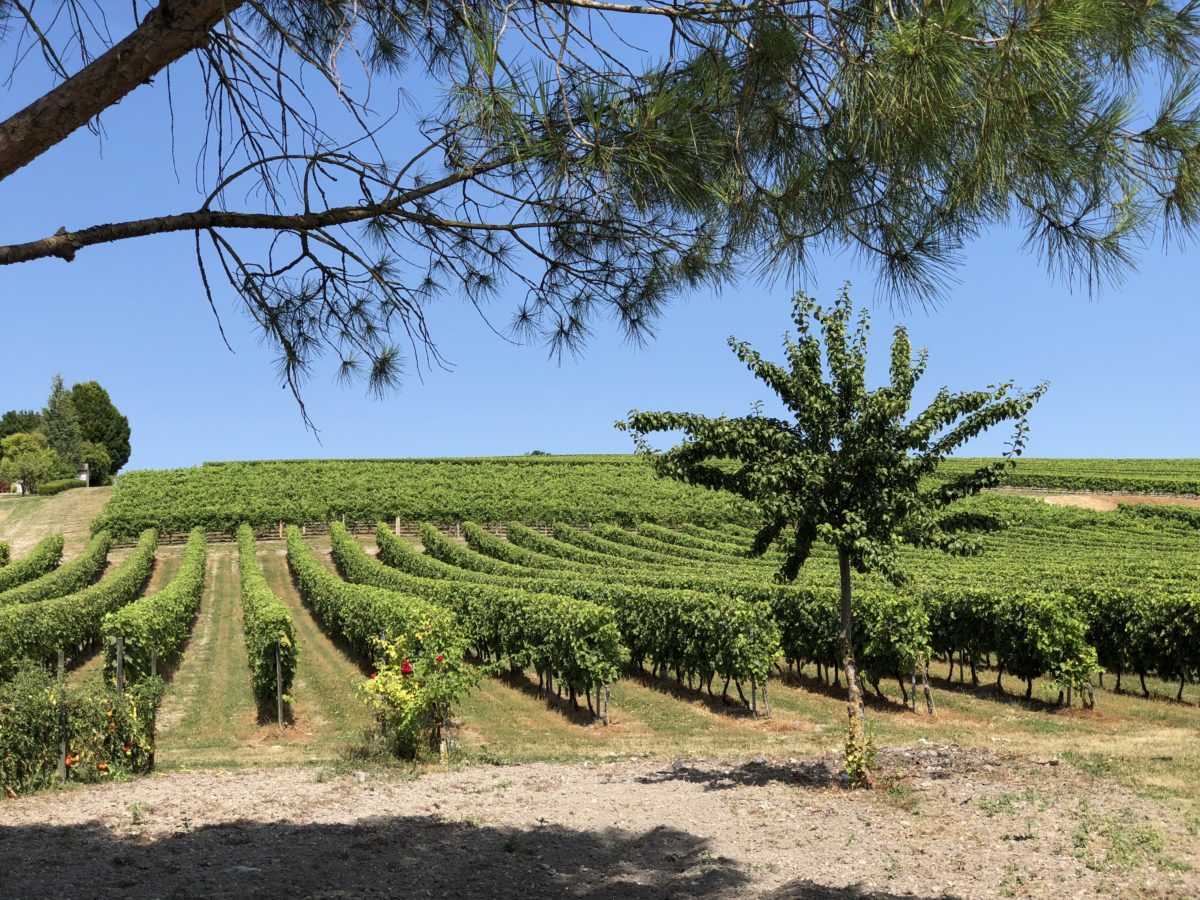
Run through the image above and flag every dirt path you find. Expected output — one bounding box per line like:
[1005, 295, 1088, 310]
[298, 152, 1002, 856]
[2, 748, 1196, 899]
[995, 487, 1200, 512]
[257, 546, 373, 751]
[0, 487, 112, 556]
[153, 550, 263, 769]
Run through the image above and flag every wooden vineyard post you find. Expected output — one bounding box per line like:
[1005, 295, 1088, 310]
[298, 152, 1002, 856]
[116, 636, 125, 695]
[750, 678, 758, 716]
[910, 665, 919, 712]
[57, 650, 67, 783]
[762, 680, 771, 720]
[603, 684, 611, 726]
[275, 638, 284, 726]
[394, 516, 401, 534]
[150, 650, 157, 678]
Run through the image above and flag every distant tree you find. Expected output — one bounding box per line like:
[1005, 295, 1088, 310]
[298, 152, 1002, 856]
[0, 433, 62, 495]
[79, 441, 112, 486]
[70, 381, 132, 475]
[0, 410, 42, 459]
[619, 288, 1046, 785]
[41, 374, 82, 473]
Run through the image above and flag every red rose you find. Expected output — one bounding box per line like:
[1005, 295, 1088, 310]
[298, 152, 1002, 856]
[401, 659, 413, 676]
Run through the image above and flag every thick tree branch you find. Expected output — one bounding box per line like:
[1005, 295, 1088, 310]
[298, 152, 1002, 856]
[0, 0, 247, 183]
[0, 158, 513, 265]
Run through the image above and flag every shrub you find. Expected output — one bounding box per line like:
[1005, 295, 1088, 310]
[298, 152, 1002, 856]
[0, 541, 9, 567]
[38, 478, 85, 496]
[360, 632, 480, 759]
[0, 662, 162, 795]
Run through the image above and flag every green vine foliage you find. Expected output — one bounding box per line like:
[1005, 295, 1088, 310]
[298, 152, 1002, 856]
[286, 525, 460, 667]
[332, 523, 622, 698]
[0, 663, 162, 795]
[0, 532, 111, 607]
[237, 526, 298, 710]
[415, 522, 780, 692]
[0, 530, 156, 680]
[0, 540, 9, 567]
[0, 533, 65, 596]
[103, 529, 207, 684]
[994, 593, 1099, 696]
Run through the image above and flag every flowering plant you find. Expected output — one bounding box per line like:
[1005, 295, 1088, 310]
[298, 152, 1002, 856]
[359, 629, 476, 759]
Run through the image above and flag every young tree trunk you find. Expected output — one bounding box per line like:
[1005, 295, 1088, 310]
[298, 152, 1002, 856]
[1140, 671, 1150, 699]
[837, 548, 869, 779]
[922, 661, 935, 715]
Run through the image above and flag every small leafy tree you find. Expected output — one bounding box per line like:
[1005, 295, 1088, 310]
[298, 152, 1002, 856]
[0, 432, 62, 495]
[618, 287, 1046, 785]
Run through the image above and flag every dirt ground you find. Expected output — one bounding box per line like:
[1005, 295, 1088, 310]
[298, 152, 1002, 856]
[1, 747, 1196, 899]
[995, 488, 1200, 513]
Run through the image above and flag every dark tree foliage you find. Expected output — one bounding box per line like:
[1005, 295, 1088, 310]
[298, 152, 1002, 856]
[618, 287, 1046, 783]
[70, 381, 132, 475]
[0, 2, 1197, 419]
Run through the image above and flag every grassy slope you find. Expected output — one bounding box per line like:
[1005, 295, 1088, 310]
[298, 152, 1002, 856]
[0, 486, 113, 555]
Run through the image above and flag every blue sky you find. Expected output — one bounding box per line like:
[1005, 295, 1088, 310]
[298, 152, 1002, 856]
[1, 17, 1197, 471]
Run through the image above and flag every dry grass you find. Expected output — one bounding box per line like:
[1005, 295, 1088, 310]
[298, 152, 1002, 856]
[0, 486, 112, 555]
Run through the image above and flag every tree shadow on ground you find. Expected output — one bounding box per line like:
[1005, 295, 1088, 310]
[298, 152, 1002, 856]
[494, 668, 603, 726]
[636, 756, 841, 790]
[0, 814, 954, 899]
[627, 668, 759, 718]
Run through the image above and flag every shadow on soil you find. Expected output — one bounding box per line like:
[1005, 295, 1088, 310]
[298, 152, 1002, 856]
[0, 816, 953, 899]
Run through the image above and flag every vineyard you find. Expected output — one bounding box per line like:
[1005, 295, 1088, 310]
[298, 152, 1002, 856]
[2, 462, 1199, 895]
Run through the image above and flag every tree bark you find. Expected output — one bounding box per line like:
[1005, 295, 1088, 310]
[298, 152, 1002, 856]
[0, 0, 248, 184]
[837, 548, 868, 776]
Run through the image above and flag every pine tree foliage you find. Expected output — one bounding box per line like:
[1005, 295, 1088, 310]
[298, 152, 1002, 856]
[0, 1, 1197, 414]
[41, 374, 81, 471]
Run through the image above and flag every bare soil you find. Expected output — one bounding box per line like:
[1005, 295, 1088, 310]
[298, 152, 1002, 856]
[994, 488, 1200, 513]
[2, 747, 1196, 899]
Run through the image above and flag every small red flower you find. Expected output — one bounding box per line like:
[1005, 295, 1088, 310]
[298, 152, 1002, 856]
[97, 762, 109, 772]
[436, 655, 444, 664]
[64, 755, 75, 768]
[369, 673, 377, 680]
[400, 659, 413, 676]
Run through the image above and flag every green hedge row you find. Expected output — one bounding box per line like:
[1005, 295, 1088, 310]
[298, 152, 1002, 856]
[0, 534, 65, 594]
[332, 523, 622, 695]
[772, 588, 933, 694]
[0, 663, 162, 795]
[38, 479, 85, 496]
[237, 526, 298, 711]
[0, 532, 110, 607]
[1068, 585, 1200, 698]
[103, 529, 207, 684]
[285, 525, 460, 666]
[0, 540, 8, 567]
[925, 588, 1099, 696]
[0, 530, 157, 679]
[412, 523, 782, 691]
